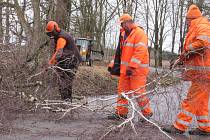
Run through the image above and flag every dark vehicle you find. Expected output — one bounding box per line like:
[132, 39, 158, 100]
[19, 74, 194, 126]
[75, 38, 104, 66]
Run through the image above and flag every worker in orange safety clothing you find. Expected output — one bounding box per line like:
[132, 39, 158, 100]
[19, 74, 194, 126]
[107, 14, 153, 120]
[162, 4, 210, 135]
[45, 21, 82, 101]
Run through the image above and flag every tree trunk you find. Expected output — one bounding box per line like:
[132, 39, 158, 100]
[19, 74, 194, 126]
[13, 0, 32, 43]
[179, 0, 185, 53]
[179, 0, 193, 53]
[55, 0, 71, 30]
[154, 9, 159, 68]
[171, 1, 180, 53]
[154, 0, 159, 68]
[5, 0, 10, 45]
[46, 0, 56, 21]
[145, 0, 151, 66]
[0, 0, 3, 44]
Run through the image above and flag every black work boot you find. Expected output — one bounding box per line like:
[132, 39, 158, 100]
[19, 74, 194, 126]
[139, 112, 153, 122]
[107, 114, 127, 120]
[162, 125, 185, 134]
[189, 128, 210, 136]
[59, 88, 72, 102]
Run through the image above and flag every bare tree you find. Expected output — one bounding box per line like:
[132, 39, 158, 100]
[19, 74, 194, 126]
[13, 0, 33, 44]
[178, 0, 186, 53]
[5, 0, 10, 45]
[151, 0, 170, 67]
[138, 0, 153, 65]
[0, 0, 3, 44]
[203, 1, 210, 17]
[158, 0, 169, 67]
[120, 0, 140, 21]
[123, 0, 135, 15]
[170, 0, 181, 53]
[55, 0, 72, 31]
[145, 0, 151, 65]
[43, 0, 56, 21]
[71, 0, 121, 53]
[8, 0, 49, 71]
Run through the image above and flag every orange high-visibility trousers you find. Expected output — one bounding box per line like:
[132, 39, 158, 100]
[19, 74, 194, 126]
[116, 75, 152, 116]
[174, 81, 210, 132]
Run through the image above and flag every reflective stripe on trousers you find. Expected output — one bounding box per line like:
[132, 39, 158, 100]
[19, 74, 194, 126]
[197, 116, 210, 128]
[116, 96, 129, 115]
[173, 81, 210, 132]
[174, 109, 193, 131]
[136, 96, 151, 112]
[116, 75, 152, 116]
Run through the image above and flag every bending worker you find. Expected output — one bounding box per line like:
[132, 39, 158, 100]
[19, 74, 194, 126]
[163, 4, 210, 135]
[45, 21, 82, 101]
[108, 14, 153, 120]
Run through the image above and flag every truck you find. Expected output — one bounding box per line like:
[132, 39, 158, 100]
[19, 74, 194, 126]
[75, 38, 104, 66]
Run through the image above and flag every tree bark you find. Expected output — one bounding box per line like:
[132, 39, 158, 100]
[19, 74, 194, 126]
[31, 0, 42, 51]
[5, 0, 10, 45]
[170, 1, 180, 53]
[0, 0, 3, 44]
[154, 0, 158, 68]
[179, 0, 185, 53]
[55, 0, 71, 30]
[13, 0, 32, 43]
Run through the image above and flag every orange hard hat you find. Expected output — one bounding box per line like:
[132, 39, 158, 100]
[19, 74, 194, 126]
[45, 21, 61, 32]
[119, 14, 133, 23]
[186, 4, 202, 19]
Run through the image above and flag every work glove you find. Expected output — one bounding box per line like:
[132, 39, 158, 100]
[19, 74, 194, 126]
[169, 58, 180, 70]
[107, 66, 112, 72]
[111, 63, 120, 75]
[126, 67, 134, 76]
[179, 51, 187, 60]
[169, 53, 185, 70]
[126, 69, 132, 76]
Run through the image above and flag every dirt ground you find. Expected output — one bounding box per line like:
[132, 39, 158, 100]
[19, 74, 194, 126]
[0, 65, 209, 140]
[0, 108, 169, 140]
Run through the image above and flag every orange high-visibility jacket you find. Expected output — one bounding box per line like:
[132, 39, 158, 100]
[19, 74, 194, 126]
[48, 38, 66, 65]
[183, 17, 210, 80]
[120, 25, 149, 76]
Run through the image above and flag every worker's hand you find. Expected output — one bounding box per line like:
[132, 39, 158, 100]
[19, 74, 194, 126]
[107, 66, 112, 73]
[110, 65, 120, 76]
[169, 51, 187, 70]
[179, 51, 187, 60]
[48, 59, 56, 65]
[178, 52, 186, 60]
[126, 67, 134, 76]
[170, 56, 185, 69]
[126, 69, 132, 76]
[170, 58, 180, 69]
